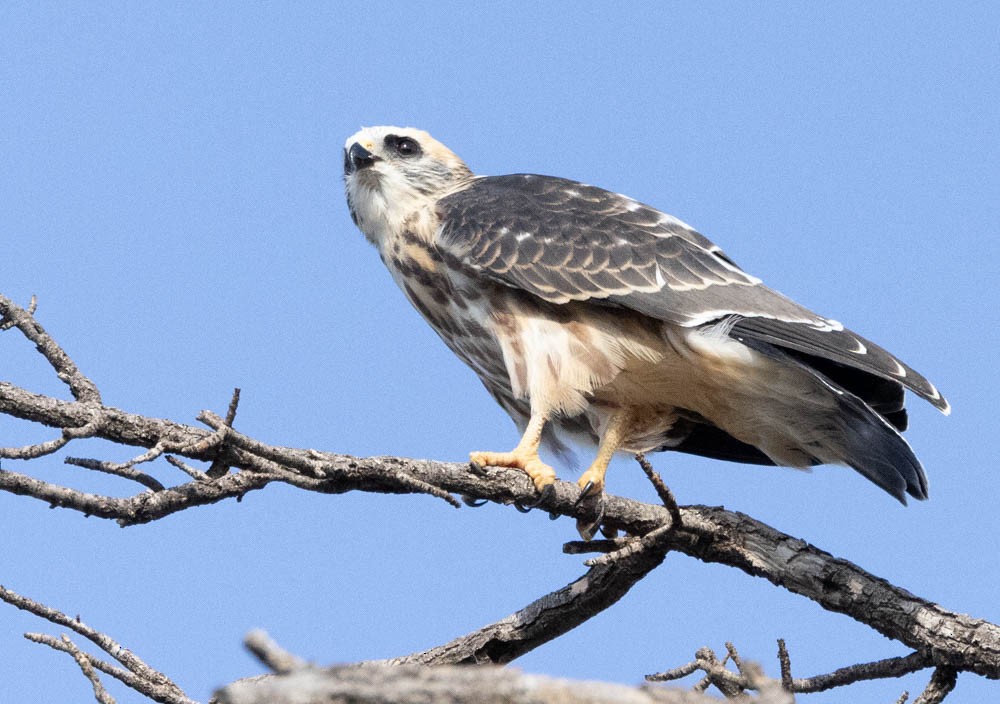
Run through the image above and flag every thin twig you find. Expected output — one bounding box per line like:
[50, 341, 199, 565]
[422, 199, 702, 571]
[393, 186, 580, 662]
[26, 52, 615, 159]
[0, 417, 103, 460]
[165, 455, 210, 481]
[175, 423, 228, 457]
[0, 462, 274, 525]
[635, 453, 682, 530]
[0, 434, 72, 460]
[0, 294, 101, 403]
[913, 667, 957, 704]
[389, 522, 670, 666]
[0, 584, 190, 702]
[645, 660, 702, 682]
[725, 641, 745, 675]
[647, 646, 748, 697]
[224, 388, 241, 426]
[207, 388, 242, 478]
[791, 651, 930, 693]
[60, 634, 117, 704]
[777, 638, 792, 690]
[25, 632, 148, 692]
[583, 521, 673, 567]
[65, 457, 166, 492]
[244, 629, 308, 674]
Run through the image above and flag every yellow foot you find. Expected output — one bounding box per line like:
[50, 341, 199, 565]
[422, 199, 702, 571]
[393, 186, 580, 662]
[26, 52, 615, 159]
[470, 450, 557, 492]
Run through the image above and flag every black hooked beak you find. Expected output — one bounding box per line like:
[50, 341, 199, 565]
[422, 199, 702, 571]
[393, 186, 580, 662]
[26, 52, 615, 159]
[344, 142, 378, 175]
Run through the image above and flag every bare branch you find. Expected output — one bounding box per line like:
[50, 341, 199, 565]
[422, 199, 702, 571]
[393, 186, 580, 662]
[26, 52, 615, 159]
[387, 525, 669, 666]
[223, 388, 241, 426]
[165, 454, 210, 481]
[0, 461, 275, 525]
[776, 639, 792, 691]
[3, 378, 999, 680]
[244, 630, 309, 675]
[59, 634, 118, 704]
[0, 584, 193, 703]
[0, 293, 35, 330]
[1, 291, 998, 697]
[582, 520, 674, 568]
[647, 660, 703, 683]
[913, 667, 958, 704]
[2, 382, 999, 680]
[217, 660, 793, 704]
[635, 453, 682, 530]
[25, 632, 158, 696]
[648, 646, 752, 699]
[649, 644, 937, 699]
[205, 389, 241, 477]
[0, 294, 101, 403]
[0, 432, 72, 459]
[791, 651, 930, 693]
[65, 456, 167, 492]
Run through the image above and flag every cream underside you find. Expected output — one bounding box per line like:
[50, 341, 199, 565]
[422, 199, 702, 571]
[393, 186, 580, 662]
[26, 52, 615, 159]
[489, 298, 842, 469]
[390, 253, 846, 470]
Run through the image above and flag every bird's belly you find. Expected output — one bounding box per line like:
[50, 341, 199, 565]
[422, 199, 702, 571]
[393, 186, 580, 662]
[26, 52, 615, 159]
[578, 323, 829, 457]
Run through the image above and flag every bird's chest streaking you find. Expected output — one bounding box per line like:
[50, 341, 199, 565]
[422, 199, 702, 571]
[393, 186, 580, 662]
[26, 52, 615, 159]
[379, 226, 688, 437]
[378, 227, 667, 426]
[379, 229, 511, 386]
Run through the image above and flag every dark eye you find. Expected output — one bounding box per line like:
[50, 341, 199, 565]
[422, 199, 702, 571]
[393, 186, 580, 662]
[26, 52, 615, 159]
[385, 135, 422, 158]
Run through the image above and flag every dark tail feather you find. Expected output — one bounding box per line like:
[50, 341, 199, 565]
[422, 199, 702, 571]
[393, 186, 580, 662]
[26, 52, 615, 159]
[739, 336, 928, 503]
[833, 386, 928, 503]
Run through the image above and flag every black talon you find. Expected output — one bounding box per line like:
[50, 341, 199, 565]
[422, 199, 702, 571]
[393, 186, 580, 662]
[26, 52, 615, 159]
[576, 480, 597, 506]
[575, 495, 606, 541]
[513, 483, 555, 513]
[462, 495, 488, 507]
[468, 460, 488, 477]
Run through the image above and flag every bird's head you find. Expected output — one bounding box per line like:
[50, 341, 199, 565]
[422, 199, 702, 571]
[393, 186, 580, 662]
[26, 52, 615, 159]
[344, 126, 473, 246]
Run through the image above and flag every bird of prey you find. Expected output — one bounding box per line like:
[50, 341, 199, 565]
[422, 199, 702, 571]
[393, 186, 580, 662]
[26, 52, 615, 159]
[343, 125, 949, 515]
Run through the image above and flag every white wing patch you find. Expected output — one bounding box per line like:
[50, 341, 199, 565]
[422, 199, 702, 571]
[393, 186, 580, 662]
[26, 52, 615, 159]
[680, 309, 844, 331]
[846, 336, 869, 354]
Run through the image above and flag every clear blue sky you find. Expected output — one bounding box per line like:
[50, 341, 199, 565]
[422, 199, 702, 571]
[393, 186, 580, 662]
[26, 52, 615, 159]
[1, 3, 997, 702]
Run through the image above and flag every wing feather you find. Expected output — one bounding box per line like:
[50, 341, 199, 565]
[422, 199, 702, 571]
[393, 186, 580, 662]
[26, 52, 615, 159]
[436, 174, 948, 413]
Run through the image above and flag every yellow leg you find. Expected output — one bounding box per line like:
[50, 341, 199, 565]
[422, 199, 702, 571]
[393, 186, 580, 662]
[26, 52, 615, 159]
[577, 409, 632, 495]
[470, 413, 557, 492]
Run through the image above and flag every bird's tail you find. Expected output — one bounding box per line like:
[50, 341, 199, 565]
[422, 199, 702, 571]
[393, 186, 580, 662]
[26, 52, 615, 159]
[827, 383, 928, 502]
[739, 337, 928, 503]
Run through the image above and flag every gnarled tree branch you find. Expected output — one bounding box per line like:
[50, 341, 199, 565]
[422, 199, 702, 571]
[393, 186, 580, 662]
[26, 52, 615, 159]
[1, 292, 996, 702]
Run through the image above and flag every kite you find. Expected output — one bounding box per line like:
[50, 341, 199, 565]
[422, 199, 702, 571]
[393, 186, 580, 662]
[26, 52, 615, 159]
[343, 126, 949, 521]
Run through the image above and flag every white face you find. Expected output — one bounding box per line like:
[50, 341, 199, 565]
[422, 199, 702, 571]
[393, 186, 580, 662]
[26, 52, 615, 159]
[343, 126, 471, 246]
